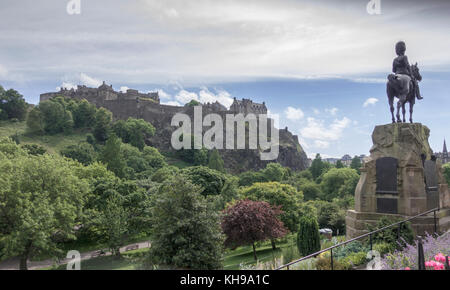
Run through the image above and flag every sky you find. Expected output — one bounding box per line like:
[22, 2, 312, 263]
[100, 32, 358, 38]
[1, 0, 450, 158]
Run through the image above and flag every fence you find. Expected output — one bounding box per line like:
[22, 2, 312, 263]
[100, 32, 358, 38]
[277, 207, 445, 270]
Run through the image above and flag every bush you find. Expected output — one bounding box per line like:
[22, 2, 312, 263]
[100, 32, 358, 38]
[297, 215, 321, 256]
[333, 241, 368, 260]
[373, 242, 395, 257]
[315, 252, 345, 270]
[368, 217, 415, 250]
[339, 251, 368, 269]
[61, 142, 97, 165]
[21, 144, 46, 156]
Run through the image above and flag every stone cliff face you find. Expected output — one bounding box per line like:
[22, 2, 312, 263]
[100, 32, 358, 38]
[40, 88, 308, 173]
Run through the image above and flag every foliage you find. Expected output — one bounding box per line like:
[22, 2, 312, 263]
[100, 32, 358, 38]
[350, 156, 362, 173]
[313, 200, 346, 235]
[238, 170, 267, 187]
[73, 99, 96, 128]
[339, 251, 368, 269]
[368, 216, 415, 250]
[93, 108, 112, 142]
[443, 163, 450, 185]
[0, 86, 28, 121]
[151, 166, 179, 183]
[146, 176, 224, 269]
[26, 107, 44, 134]
[208, 149, 225, 173]
[0, 138, 88, 269]
[100, 134, 126, 178]
[185, 99, 201, 107]
[33, 100, 74, 134]
[21, 143, 47, 156]
[112, 118, 155, 150]
[333, 241, 368, 260]
[310, 154, 327, 180]
[336, 160, 344, 168]
[181, 166, 227, 197]
[61, 142, 97, 165]
[239, 182, 303, 232]
[315, 252, 345, 270]
[296, 215, 321, 257]
[319, 168, 359, 201]
[261, 163, 289, 182]
[222, 199, 288, 260]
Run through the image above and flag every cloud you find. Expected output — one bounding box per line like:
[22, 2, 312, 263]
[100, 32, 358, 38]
[198, 88, 234, 109]
[284, 106, 304, 121]
[314, 140, 330, 149]
[174, 90, 199, 104]
[0, 64, 8, 78]
[325, 107, 338, 116]
[155, 89, 171, 100]
[300, 117, 351, 141]
[363, 97, 379, 107]
[119, 86, 129, 93]
[57, 82, 77, 91]
[161, 100, 182, 106]
[79, 73, 102, 88]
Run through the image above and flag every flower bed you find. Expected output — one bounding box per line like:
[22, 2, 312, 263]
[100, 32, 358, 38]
[381, 232, 450, 270]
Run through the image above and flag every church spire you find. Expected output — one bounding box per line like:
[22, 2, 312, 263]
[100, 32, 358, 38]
[444, 139, 448, 154]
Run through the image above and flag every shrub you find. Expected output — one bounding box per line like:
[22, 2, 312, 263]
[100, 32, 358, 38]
[315, 252, 345, 270]
[339, 251, 368, 269]
[368, 217, 415, 250]
[297, 215, 321, 256]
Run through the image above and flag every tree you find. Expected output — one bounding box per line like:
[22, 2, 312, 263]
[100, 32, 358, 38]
[0, 87, 28, 121]
[297, 179, 321, 201]
[297, 215, 321, 257]
[142, 146, 166, 169]
[314, 200, 346, 235]
[350, 156, 362, 173]
[36, 101, 73, 134]
[320, 168, 359, 201]
[310, 154, 326, 180]
[222, 200, 288, 260]
[93, 108, 112, 142]
[443, 164, 450, 185]
[262, 163, 288, 182]
[21, 144, 47, 156]
[336, 160, 344, 168]
[238, 170, 267, 187]
[113, 118, 155, 150]
[185, 99, 201, 107]
[182, 166, 227, 197]
[61, 142, 97, 165]
[151, 166, 179, 183]
[101, 134, 125, 178]
[0, 138, 87, 270]
[240, 182, 302, 234]
[208, 149, 225, 172]
[73, 99, 96, 128]
[147, 176, 224, 269]
[26, 107, 44, 134]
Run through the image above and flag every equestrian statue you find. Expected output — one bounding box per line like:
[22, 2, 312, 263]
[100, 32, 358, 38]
[387, 41, 423, 123]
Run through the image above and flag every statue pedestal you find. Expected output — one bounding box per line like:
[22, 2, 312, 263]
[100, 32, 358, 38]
[346, 123, 450, 239]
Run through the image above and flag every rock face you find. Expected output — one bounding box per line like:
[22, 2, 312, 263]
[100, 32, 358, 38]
[346, 123, 450, 239]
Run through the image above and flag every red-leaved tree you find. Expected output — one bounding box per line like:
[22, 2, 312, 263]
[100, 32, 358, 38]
[221, 199, 288, 260]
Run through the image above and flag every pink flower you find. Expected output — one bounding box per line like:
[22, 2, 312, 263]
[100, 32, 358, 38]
[434, 253, 446, 263]
[404, 267, 411, 270]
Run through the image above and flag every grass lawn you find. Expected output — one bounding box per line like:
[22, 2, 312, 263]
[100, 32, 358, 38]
[0, 120, 90, 154]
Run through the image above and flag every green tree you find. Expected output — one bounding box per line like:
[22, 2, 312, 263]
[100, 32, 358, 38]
[314, 200, 346, 235]
[61, 142, 97, 165]
[0, 138, 87, 270]
[0, 87, 28, 121]
[113, 118, 155, 150]
[21, 144, 47, 156]
[73, 99, 96, 128]
[182, 166, 227, 197]
[37, 101, 73, 134]
[147, 176, 224, 269]
[262, 163, 288, 182]
[350, 156, 362, 173]
[93, 108, 112, 142]
[310, 154, 325, 180]
[238, 170, 267, 187]
[240, 182, 303, 234]
[443, 163, 450, 185]
[320, 168, 359, 201]
[336, 160, 344, 168]
[297, 215, 321, 257]
[185, 99, 201, 107]
[26, 107, 44, 134]
[208, 149, 225, 172]
[151, 166, 180, 183]
[101, 134, 125, 178]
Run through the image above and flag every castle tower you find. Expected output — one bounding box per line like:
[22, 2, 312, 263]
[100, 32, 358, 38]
[444, 139, 448, 158]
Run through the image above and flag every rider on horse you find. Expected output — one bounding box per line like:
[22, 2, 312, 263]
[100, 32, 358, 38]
[392, 41, 423, 100]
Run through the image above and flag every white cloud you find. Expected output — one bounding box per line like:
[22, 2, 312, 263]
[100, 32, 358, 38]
[325, 107, 338, 116]
[155, 89, 171, 100]
[284, 106, 304, 121]
[198, 88, 234, 109]
[119, 86, 129, 93]
[300, 117, 351, 141]
[162, 100, 182, 106]
[57, 82, 77, 91]
[174, 90, 199, 104]
[314, 140, 330, 149]
[79, 73, 102, 88]
[363, 98, 379, 107]
[313, 108, 320, 115]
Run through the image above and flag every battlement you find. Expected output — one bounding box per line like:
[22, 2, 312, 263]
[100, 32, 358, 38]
[229, 97, 267, 114]
[40, 81, 160, 104]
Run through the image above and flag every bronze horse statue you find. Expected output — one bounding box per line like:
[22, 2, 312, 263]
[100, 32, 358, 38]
[387, 63, 422, 123]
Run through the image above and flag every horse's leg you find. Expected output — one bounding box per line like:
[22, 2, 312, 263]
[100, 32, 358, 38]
[396, 99, 402, 123]
[389, 96, 395, 123]
[402, 102, 406, 123]
[409, 102, 414, 123]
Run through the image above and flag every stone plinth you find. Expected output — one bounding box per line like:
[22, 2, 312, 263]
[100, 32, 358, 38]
[346, 123, 450, 239]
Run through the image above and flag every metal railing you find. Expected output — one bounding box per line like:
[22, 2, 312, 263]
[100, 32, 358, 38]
[277, 207, 443, 270]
